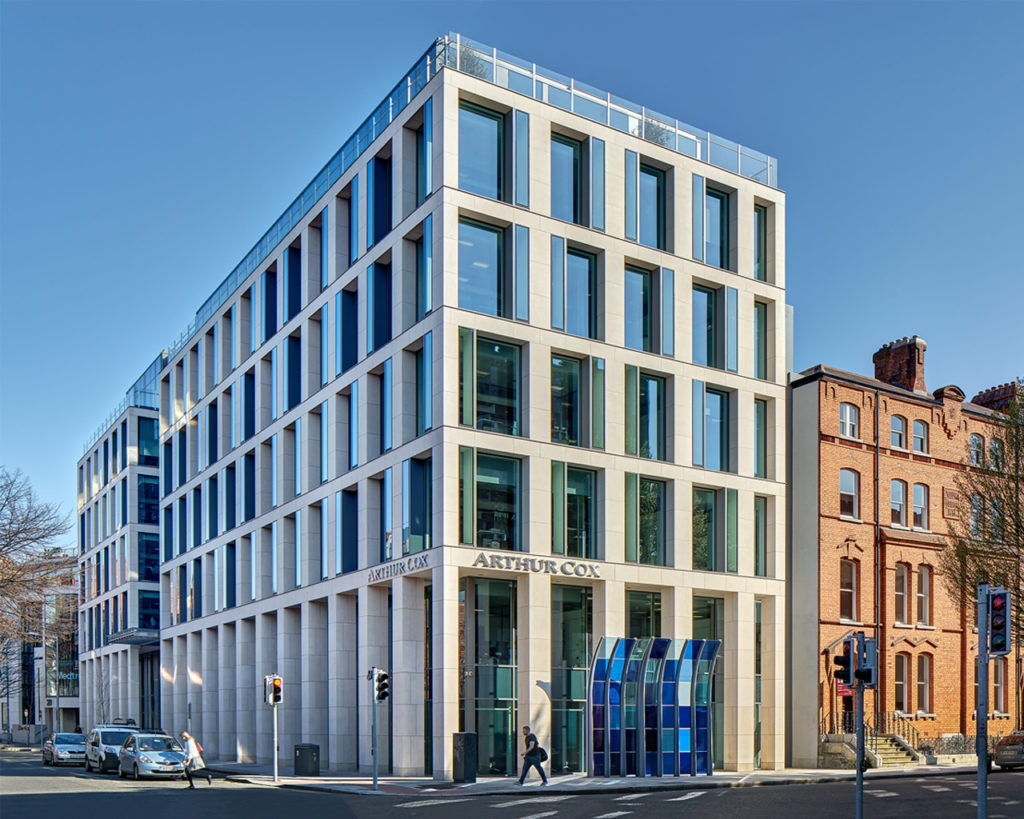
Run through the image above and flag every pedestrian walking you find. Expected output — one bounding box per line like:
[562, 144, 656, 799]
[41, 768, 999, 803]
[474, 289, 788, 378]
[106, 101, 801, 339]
[517, 725, 547, 785]
[180, 730, 213, 788]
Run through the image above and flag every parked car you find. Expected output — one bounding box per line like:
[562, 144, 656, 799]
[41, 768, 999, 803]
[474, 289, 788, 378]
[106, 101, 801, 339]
[994, 730, 1024, 771]
[85, 722, 141, 773]
[117, 733, 186, 780]
[42, 733, 86, 766]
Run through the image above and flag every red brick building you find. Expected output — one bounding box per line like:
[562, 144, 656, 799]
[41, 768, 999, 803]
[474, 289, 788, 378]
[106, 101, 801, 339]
[788, 336, 1019, 766]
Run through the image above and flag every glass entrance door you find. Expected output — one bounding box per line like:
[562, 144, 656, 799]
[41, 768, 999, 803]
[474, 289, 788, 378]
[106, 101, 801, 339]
[693, 596, 724, 770]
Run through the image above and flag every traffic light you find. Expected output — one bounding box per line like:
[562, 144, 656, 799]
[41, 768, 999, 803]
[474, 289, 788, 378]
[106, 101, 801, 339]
[375, 669, 390, 702]
[854, 635, 877, 688]
[834, 637, 856, 686]
[988, 588, 1011, 656]
[268, 674, 283, 704]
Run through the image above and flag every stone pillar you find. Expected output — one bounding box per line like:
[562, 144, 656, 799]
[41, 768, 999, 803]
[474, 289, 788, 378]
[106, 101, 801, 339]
[218, 623, 236, 762]
[173, 636, 187, 735]
[760, 594, 785, 770]
[235, 617, 257, 763]
[202, 628, 219, 757]
[187, 631, 203, 743]
[431, 563, 460, 779]
[278, 606, 302, 768]
[518, 572, 552, 765]
[159, 640, 174, 738]
[328, 593, 358, 771]
[255, 612, 277, 764]
[724, 592, 756, 772]
[593, 579, 624, 643]
[300, 600, 329, 759]
[665, 585, 693, 639]
[356, 584, 390, 773]
[391, 575, 425, 775]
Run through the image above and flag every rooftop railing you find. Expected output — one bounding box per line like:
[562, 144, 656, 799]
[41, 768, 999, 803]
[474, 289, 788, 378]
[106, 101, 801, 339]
[158, 32, 777, 374]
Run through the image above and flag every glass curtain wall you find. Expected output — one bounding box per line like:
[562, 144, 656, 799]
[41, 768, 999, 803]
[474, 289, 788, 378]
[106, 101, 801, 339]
[551, 585, 592, 773]
[693, 596, 725, 770]
[627, 591, 661, 638]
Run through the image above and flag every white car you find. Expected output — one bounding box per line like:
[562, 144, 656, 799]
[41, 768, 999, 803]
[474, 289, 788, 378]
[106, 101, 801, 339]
[84, 723, 140, 773]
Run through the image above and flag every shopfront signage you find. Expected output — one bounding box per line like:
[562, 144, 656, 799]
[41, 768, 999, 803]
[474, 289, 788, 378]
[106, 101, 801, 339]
[366, 552, 432, 584]
[472, 552, 601, 578]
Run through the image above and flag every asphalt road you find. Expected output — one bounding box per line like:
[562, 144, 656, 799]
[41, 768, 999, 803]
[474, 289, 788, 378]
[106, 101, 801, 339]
[3, 748, 1024, 818]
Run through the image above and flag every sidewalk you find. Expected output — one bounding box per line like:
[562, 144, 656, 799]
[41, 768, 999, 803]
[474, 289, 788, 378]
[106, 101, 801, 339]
[205, 759, 981, 797]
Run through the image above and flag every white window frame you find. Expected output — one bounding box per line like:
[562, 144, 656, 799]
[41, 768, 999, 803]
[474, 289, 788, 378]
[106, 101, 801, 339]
[894, 653, 908, 713]
[917, 654, 932, 713]
[840, 558, 857, 621]
[891, 415, 907, 449]
[840, 469, 859, 519]
[839, 402, 859, 439]
[913, 420, 928, 453]
[891, 479, 907, 526]
[895, 563, 909, 625]
[913, 483, 929, 530]
[917, 565, 931, 625]
[970, 434, 984, 466]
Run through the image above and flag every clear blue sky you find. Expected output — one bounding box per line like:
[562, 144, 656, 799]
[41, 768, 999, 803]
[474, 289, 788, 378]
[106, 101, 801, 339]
[2, 0, 1022, 527]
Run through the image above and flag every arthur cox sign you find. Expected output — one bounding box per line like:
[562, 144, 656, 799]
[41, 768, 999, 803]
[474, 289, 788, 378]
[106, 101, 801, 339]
[472, 552, 601, 578]
[366, 552, 432, 583]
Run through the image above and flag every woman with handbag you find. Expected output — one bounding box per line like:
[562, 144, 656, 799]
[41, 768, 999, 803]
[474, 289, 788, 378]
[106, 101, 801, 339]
[180, 731, 213, 788]
[517, 725, 548, 785]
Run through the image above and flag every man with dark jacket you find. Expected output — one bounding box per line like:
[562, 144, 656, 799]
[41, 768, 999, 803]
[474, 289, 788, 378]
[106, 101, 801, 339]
[517, 725, 547, 785]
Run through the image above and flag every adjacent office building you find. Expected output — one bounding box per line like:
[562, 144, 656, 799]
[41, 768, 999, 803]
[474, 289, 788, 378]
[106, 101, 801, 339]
[77, 34, 786, 777]
[788, 337, 1020, 767]
[76, 357, 164, 731]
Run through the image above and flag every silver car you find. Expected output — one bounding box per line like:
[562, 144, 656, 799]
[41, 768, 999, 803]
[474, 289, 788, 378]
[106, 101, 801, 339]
[118, 733, 186, 780]
[995, 730, 1024, 771]
[85, 725, 140, 773]
[42, 733, 86, 766]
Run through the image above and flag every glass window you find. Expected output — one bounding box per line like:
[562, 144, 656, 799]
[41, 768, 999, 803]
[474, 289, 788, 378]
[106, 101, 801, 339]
[138, 418, 159, 467]
[514, 109, 529, 207]
[917, 654, 931, 712]
[894, 654, 908, 712]
[416, 332, 433, 436]
[913, 483, 929, 529]
[990, 438, 1004, 469]
[754, 301, 768, 379]
[970, 433, 984, 466]
[638, 164, 665, 250]
[891, 479, 906, 526]
[912, 420, 928, 453]
[565, 248, 597, 339]
[754, 495, 768, 577]
[458, 218, 507, 318]
[465, 337, 520, 436]
[626, 367, 667, 461]
[459, 102, 503, 200]
[705, 188, 729, 269]
[839, 402, 859, 438]
[137, 475, 159, 525]
[416, 214, 433, 319]
[704, 388, 729, 472]
[550, 584, 592, 774]
[551, 134, 583, 224]
[692, 286, 716, 367]
[476, 454, 520, 551]
[917, 565, 931, 625]
[754, 204, 768, 281]
[840, 559, 857, 621]
[552, 463, 596, 559]
[624, 149, 637, 241]
[754, 398, 768, 478]
[625, 474, 665, 565]
[895, 564, 909, 624]
[624, 266, 652, 352]
[840, 469, 859, 518]
[626, 591, 661, 638]
[891, 415, 907, 449]
[551, 355, 581, 446]
[693, 487, 716, 571]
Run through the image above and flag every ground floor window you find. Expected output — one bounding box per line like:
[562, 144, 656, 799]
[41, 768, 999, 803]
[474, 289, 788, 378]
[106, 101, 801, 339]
[551, 585, 592, 774]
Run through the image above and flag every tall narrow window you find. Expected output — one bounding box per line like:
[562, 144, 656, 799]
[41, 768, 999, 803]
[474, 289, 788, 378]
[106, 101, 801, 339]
[754, 203, 768, 281]
[402, 457, 432, 555]
[913, 420, 928, 453]
[348, 382, 358, 469]
[514, 109, 529, 207]
[891, 415, 907, 449]
[705, 188, 729, 269]
[638, 164, 665, 250]
[476, 453, 520, 551]
[551, 355, 581, 446]
[624, 473, 665, 565]
[917, 565, 931, 625]
[754, 495, 768, 577]
[624, 266, 653, 352]
[591, 137, 605, 230]
[551, 240, 598, 339]
[319, 207, 329, 291]
[692, 487, 716, 572]
[319, 305, 329, 387]
[754, 301, 768, 379]
[894, 654, 908, 712]
[416, 214, 433, 319]
[417, 97, 433, 206]
[262, 269, 277, 343]
[551, 134, 583, 224]
[913, 483, 929, 529]
[839, 402, 859, 438]
[754, 398, 768, 478]
[459, 102, 503, 200]
[895, 563, 909, 624]
[917, 654, 931, 713]
[348, 175, 359, 266]
[367, 154, 392, 247]
[380, 358, 392, 453]
[840, 469, 859, 518]
[367, 262, 392, 353]
[416, 332, 433, 436]
[692, 286, 717, 367]
[839, 559, 857, 621]
[551, 462, 596, 559]
[458, 219, 507, 318]
[891, 479, 907, 526]
[970, 433, 984, 466]
[460, 332, 521, 436]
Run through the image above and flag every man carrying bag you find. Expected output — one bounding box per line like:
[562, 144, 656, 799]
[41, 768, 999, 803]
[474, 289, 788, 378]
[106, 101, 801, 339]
[517, 725, 548, 785]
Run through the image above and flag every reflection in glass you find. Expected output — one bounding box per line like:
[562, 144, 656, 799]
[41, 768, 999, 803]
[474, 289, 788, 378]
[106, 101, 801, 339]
[705, 189, 728, 269]
[692, 286, 716, 367]
[551, 355, 581, 445]
[459, 103, 503, 199]
[704, 388, 728, 472]
[639, 165, 665, 249]
[638, 478, 665, 565]
[627, 591, 661, 638]
[566, 249, 597, 338]
[566, 467, 595, 558]
[624, 266, 652, 352]
[458, 219, 506, 317]
[639, 373, 666, 461]
[551, 135, 583, 223]
[476, 339, 519, 435]
[551, 585, 592, 773]
[693, 488, 716, 572]
[476, 454, 519, 551]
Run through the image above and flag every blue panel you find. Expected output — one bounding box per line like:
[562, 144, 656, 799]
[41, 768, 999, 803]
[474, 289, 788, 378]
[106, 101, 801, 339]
[726, 286, 738, 372]
[692, 379, 705, 467]
[514, 225, 530, 322]
[591, 137, 605, 231]
[692, 174, 704, 261]
[661, 267, 674, 357]
[550, 235, 565, 330]
[514, 110, 530, 207]
[624, 150, 638, 241]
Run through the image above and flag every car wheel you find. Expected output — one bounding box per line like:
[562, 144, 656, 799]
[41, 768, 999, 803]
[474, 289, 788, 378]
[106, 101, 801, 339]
[118, 765, 125, 779]
[84, 758, 90, 772]
[133, 764, 140, 781]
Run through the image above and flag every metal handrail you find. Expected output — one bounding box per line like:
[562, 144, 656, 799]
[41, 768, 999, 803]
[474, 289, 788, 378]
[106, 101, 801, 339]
[867, 711, 921, 752]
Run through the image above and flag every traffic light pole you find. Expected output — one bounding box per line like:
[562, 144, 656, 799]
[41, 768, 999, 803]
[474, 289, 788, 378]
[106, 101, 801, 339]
[977, 585, 989, 819]
[855, 677, 864, 819]
[371, 667, 379, 791]
[272, 701, 279, 784]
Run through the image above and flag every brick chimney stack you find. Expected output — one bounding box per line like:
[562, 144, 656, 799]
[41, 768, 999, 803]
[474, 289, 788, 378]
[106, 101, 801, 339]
[872, 335, 927, 393]
[971, 381, 1024, 411]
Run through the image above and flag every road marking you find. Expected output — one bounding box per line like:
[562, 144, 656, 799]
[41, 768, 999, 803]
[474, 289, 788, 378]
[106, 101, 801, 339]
[395, 798, 472, 809]
[614, 792, 652, 801]
[665, 792, 706, 802]
[596, 778, 622, 786]
[865, 789, 898, 797]
[513, 813, 558, 819]
[493, 797, 573, 807]
[922, 785, 951, 792]
[592, 813, 632, 819]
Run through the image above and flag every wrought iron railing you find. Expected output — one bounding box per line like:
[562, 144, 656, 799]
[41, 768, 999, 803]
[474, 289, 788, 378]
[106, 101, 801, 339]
[869, 711, 922, 752]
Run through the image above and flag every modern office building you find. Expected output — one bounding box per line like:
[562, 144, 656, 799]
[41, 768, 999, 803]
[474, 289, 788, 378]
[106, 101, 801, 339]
[70, 33, 790, 778]
[788, 337, 1020, 767]
[76, 357, 164, 731]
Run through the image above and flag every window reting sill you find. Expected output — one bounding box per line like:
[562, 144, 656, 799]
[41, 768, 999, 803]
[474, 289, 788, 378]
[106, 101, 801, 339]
[914, 712, 936, 720]
[839, 516, 863, 524]
[916, 624, 936, 630]
[893, 622, 912, 629]
[838, 433, 861, 443]
[839, 619, 864, 627]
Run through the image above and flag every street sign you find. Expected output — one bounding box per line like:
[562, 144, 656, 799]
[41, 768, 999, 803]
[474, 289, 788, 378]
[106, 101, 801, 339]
[836, 679, 854, 697]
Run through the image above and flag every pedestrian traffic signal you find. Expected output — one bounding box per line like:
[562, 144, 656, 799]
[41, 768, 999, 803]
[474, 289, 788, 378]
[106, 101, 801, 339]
[375, 669, 389, 702]
[268, 674, 283, 704]
[835, 637, 856, 686]
[988, 588, 1011, 657]
[854, 635, 877, 688]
